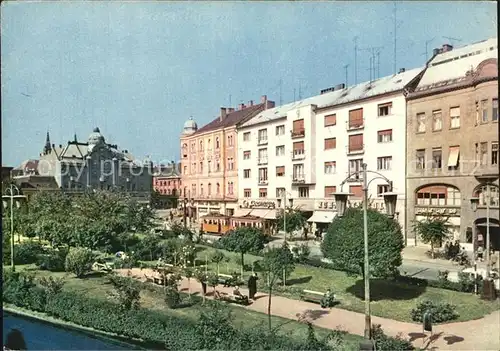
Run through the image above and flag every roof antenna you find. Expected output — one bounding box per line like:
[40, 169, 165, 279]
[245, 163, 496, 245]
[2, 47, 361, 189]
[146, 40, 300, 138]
[293, 88, 296, 102]
[353, 36, 359, 84]
[422, 37, 435, 60]
[344, 64, 349, 87]
[229, 94, 232, 107]
[279, 79, 283, 106]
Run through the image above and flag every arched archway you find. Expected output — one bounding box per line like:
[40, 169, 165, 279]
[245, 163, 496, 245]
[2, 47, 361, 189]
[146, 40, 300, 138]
[474, 217, 500, 251]
[473, 184, 499, 207]
[415, 183, 461, 207]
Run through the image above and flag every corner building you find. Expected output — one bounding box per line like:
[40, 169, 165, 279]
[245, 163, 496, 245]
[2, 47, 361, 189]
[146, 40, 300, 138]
[406, 38, 499, 250]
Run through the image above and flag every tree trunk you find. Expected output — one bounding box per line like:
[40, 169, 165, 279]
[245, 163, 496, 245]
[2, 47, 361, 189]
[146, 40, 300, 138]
[267, 286, 272, 332]
[431, 242, 435, 259]
[217, 263, 220, 276]
[240, 252, 244, 278]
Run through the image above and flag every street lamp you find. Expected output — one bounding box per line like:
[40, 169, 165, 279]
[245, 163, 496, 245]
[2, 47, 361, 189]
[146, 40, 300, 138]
[276, 191, 293, 243]
[182, 197, 188, 229]
[470, 196, 480, 295]
[2, 184, 27, 272]
[332, 163, 397, 344]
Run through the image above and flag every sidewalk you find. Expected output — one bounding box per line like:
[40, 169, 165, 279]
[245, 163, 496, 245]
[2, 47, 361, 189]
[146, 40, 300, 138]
[119, 268, 500, 351]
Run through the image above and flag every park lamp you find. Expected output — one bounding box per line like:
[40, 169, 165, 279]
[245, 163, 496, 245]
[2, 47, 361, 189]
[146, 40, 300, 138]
[382, 192, 398, 218]
[332, 192, 353, 217]
[289, 198, 293, 207]
[470, 197, 479, 213]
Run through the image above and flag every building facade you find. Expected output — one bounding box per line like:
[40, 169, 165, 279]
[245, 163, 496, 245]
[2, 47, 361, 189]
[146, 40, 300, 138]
[180, 96, 275, 220]
[33, 128, 152, 201]
[153, 162, 181, 195]
[238, 69, 424, 234]
[406, 38, 499, 249]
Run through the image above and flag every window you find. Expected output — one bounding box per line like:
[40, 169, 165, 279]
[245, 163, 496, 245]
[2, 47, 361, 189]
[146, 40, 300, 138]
[191, 142, 195, 152]
[292, 119, 305, 137]
[276, 166, 285, 177]
[492, 142, 499, 165]
[258, 148, 268, 163]
[298, 187, 309, 198]
[416, 113, 426, 133]
[243, 150, 251, 160]
[227, 158, 234, 171]
[207, 161, 211, 174]
[293, 164, 304, 180]
[215, 137, 220, 149]
[324, 138, 336, 150]
[432, 110, 442, 131]
[447, 146, 460, 170]
[416, 149, 426, 169]
[216, 183, 220, 194]
[481, 99, 488, 122]
[200, 184, 204, 196]
[183, 166, 187, 174]
[227, 135, 233, 146]
[450, 107, 460, 129]
[276, 188, 285, 198]
[493, 98, 498, 122]
[348, 134, 363, 152]
[349, 185, 363, 198]
[377, 185, 390, 195]
[243, 132, 250, 141]
[475, 185, 500, 207]
[207, 183, 211, 196]
[324, 114, 337, 127]
[378, 102, 392, 116]
[259, 188, 267, 198]
[207, 139, 212, 150]
[293, 141, 305, 157]
[199, 162, 203, 173]
[432, 148, 442, 169]
[480, 142, 488, 165]
[191, 184, 196, 196]
[324, 161, 336, 174]
[349, 159, 363, 175]
[244, 188, 251, 197]
[276, 145, 285, 156]
[216, 161, 220, 172]
[377, 129, 392, 143]
[229, 182, 234, 195]
[199, 140, 203, 151]
[377, 156, 392, 170]
[259, 168, 268, 182]
[417, 185, 461, 206]
[243, 169, 251, 178]
[324, 186, 336, 198]
[276, 125, 285, 135]
[348, 108, 364, 129]
[258, 129, 268, 143]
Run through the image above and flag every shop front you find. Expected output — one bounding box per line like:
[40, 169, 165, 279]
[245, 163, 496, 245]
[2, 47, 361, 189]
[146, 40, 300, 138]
[414, 207, 461, 245]
[235, 199, 278, 235]
[308, 199, 337, 235]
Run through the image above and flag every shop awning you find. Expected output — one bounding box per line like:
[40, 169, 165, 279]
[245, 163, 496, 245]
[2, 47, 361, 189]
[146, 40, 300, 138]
[263, 209, 277, 220]
[249, 209, 270, 218]
[233, 209, 251, 217]
[307, 211, 336, 223]
[447, 146, 460, 167]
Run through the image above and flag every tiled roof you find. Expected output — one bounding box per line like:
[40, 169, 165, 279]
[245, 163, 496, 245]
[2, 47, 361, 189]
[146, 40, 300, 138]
[241, 67, 423, 128]
[193, 103, 266, 135]
[154, 164, 180, 177]
[416, 38, 498, 90]
[13, 159, 40, 173]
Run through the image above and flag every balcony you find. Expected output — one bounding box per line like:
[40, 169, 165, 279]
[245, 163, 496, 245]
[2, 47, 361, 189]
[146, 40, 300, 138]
[257, 157, 268, 165]
[292, 150, 306, 161]
[346, 145, 365, 155]
[258, 178, 269, 186]
[346, 119, 365, 131]
[258, 137, 268, 145]
[291, 129, 305, 139]
[292, 174, 306, 184]
[345, 172, 363, 182]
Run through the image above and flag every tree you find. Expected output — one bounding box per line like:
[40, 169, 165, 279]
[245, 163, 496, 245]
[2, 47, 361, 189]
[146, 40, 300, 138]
[210, 250, 226, 276]
[64, 247, 95, 278]
[218, 227, 267, 277]
[321, 207, 404, 278]
[194, 269, 208, 303]
[261, 243, 295, 331]
[412, 216, 451, 259]
[184, 267, 194, 295]
[207, 272, 220, 295]
[275, 209, 306, 240]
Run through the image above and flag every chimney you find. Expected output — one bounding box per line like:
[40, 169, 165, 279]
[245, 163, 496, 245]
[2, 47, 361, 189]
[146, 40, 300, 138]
[261, 95, 267, 104]
[335, 83, 345, 90]
[266, 100, 275, 109]
[442, 44, 453, 53]
[220, 107, 227, 121]
[248, 100, 254, 106]
[398, 68, 406, 74]
[59, 144, 62, 148]
[227, 107, 235, 113]
[432, 48, 441, 56]
[238, 103, 245, 110]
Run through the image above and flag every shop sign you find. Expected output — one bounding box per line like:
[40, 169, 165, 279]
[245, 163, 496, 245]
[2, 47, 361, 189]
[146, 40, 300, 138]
[317, 200, 337, 210]
[242, 200, 276, 209]
[415, 207, 459, 216]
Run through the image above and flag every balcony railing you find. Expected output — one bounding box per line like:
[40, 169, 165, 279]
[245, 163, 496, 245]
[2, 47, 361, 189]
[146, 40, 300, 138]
[292, 174, 306, 184]
[345, 172, 363, 182]
[347, 145, 365, 155]
[258, 137, 268, 145]
[291, 129, 305, 139]
[292, 150, 306, 160]
[346, 119, 365, 131]
[258, 178, 269, 185]
[258, 157, 268, 165]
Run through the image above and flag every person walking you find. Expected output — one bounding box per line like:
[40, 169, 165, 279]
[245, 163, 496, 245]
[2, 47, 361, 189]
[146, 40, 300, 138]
[247, 272, 258, 300]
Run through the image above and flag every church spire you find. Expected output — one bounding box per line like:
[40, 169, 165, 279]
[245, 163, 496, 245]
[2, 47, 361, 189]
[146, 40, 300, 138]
[43, 131, 52, 155]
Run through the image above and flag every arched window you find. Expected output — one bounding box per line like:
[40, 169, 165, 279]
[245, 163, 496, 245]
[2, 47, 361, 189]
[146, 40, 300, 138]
[474, 185, 500, 207]
[208, 139, 211, 150]
[200, 183, 204, 196]
[199, 140, 203, 151]
[216, 137, 220, 149]
[216, 183, 220, 194]
[415, 184, 461, 206]
[208, 183, 212, 196]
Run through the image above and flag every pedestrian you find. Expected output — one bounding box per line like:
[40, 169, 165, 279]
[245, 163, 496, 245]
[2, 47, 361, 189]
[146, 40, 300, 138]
[247, 272, 258, 300]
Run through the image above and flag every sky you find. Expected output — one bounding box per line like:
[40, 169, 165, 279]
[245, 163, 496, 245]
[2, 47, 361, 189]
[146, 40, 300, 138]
[1, 1, 497, 166]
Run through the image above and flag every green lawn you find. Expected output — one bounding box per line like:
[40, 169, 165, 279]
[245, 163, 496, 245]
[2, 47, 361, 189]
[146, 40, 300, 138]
[178, 245, 499, 323]
[15, 265, 362, 349]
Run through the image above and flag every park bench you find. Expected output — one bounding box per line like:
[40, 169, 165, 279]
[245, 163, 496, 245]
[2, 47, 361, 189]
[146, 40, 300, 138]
[300, 289, 337, 308]
[92, 262, 113, 273]
[215, 291, 250, 306]
[217, 273, 233, 285]
[144, 274, 155, 284]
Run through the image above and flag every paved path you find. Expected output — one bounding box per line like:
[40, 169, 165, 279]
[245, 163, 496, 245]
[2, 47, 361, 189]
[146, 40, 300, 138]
[117, 268, 500, 350]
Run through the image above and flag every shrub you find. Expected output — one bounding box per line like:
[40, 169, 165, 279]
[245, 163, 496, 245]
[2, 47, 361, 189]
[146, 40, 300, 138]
[410, 300, 459, 323]
[371, 324, 414, 351]
[37, 247, 68, 272]
[64, 247, 95, 278]
[292, 243, 311, 263]
[108, 274, 142, 310]
[14, 241, 45, 265]
[38, 276, 65, 295]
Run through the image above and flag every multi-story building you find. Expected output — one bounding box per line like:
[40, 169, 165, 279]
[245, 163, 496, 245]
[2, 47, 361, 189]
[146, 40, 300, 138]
[26, 128, 153, 202]
[406, 38, 499, 249]
[238, 68, 424, 234]
[180, 96, 275, 220]
[153, 162, 181, 196]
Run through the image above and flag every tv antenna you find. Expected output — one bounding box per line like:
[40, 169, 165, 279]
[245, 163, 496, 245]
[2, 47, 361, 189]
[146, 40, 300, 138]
[279, 79, 283, 106]
[421, 37, 435, 60]
[443, 36, 462, 46]
[392, 2, 403, 74]
[344, 64, 349, 87]
[353, 36, 359, 84]
[229, 94, 232, 107]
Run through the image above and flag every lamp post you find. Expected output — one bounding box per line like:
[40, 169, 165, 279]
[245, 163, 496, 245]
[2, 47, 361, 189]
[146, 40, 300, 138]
[182, 197, 188, 229]
[2, 184, 27, 272]
[332, 163, 397, 344]
[470, 196, 479, 295]
[277, 191, 293, 243]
